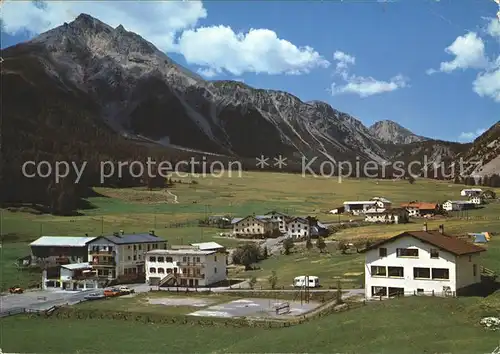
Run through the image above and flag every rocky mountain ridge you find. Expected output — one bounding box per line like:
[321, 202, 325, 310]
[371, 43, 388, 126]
[3, 13, 497, 176]
[369, 120, 427, 145]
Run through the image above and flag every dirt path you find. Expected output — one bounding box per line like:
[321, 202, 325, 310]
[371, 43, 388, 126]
[165, 189, 179, 203]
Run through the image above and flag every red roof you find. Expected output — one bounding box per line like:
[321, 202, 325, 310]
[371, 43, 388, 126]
[400, 202, 438, 210]
[362, 230, 486, 256]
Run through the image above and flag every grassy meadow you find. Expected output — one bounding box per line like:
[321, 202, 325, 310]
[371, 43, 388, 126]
[2, 296, 500, 353]
[1, 171, 499, 290]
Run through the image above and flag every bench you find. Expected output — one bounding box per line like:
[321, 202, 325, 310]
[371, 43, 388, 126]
[274, 302, 290, 315]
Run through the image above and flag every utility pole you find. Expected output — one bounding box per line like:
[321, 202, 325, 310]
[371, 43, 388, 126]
[154, 214, 157, 229]
[101, 216, 104, 236]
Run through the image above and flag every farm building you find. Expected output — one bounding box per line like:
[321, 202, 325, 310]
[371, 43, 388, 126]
[461, 188, 483, 197]
[443, 200, 475, 211]
[364, 208, 409, 224]
[362, 224, 486, 299]
[400, 202, 439, 217]
[29, 236, 96, 267]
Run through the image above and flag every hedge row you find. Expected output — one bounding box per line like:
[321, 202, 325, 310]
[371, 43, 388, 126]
[31, 298, 364, 329]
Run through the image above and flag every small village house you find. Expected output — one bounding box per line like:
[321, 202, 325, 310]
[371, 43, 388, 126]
[469, 196, 483, 205]
[87, 231, 168, 282]
[42, 262, 99, 291]
[145, 242, 227, 287]
[362, 224, 485, 299]
[371, 197, 393, 209]
[231, 215, 280, 237]
[461, 188, 483, 197]
[286, 217, 310, 239]
[443, 200, 476, 211]
[263, 211, 289, 233]
[400, 202, 440, 218]
[364, 208, 409, 224]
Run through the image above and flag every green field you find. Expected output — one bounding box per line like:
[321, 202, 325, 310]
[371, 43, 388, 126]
[2, 296, 500, 353]
[1, 172, 499, 290]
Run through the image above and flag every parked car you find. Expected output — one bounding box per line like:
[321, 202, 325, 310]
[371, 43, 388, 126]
[103, 288, 121, 297]
[9, 287, 24, 294]
[118, 286, 135, 295]
[84, 292, 105, 301]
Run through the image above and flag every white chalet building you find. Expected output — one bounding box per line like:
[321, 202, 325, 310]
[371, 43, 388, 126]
[363, 224, 485, 298]
[263, 211, 289, 233]
[460, 188, 482, 197]
[443, 200, 475, 211]
[145, 242, 227, 287]
[286, 217, 310, 239]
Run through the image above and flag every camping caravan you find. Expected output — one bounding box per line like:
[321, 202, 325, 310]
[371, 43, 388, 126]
[293, 275, 320, 288]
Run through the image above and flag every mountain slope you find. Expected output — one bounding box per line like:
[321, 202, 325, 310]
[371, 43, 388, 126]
[369, 120, 427, 144]
[459, 121, 500, 177]
[3, 11, 487, 204]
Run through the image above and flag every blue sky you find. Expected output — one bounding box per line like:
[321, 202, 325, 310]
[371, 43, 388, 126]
[1, 0, 499, 142]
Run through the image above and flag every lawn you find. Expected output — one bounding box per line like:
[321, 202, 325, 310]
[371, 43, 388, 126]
[231, 243, 365, 289]
[2, 296, 499, 353]
[1, 172, 499, 290]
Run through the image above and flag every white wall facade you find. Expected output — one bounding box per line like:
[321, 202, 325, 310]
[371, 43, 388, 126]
[233, 217, 277, 236]
[455, 253, 482, 289]
[365, 236, 460, 298]
[145, 250, 227, 287]
[265, 212, 288, 233]
[286, 220, 310, 239]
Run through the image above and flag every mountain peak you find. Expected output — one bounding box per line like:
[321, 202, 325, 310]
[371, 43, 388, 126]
[369, 120, 427, 145]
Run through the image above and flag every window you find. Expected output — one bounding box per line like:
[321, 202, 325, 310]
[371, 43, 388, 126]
[196, 257, 200, 263]
[473, 264, 477, 276]
[417, 288, 424, 294]
[158, 268, 165, 274]
[138, 245, 142, 251]
[133, 245, 136, 251]
[396, 248, 418, 257]
[149, 267, 156, 273]
[388, 287, 404, 297]
[149, 256, 156, 262]
[388, 266, 404, 278]
[157, 257, 164, 263]
[413, 267, 431, 279]
[430, 249, 439, 259]
[214, 255, 217, 262]
[468, 255, 472, 262]
[379, 248, 387, 257]
[371, 286, 387, 296]
[432, 268, 449, 280]
[128, 245, 131, 250]
[147, 245, 151, 251]
[370, 266, 386, 277]
[214, 267, 217, 273]
[183, 257, 187, 262]
[163, 243, 167, 249]
[166, 257, 173, 262]
[128, 256, 131, 261]
[133, 255, 137, 261]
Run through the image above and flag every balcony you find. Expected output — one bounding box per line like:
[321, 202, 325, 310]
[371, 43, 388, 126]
[89, 250, 114, 256]
[178, 273, 205, 279]
[178, 262, 204, 267]
[90, 260, 116, 267]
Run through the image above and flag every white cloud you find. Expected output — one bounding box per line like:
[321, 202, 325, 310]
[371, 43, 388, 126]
[430, 32, 489, 74]
[1, 0, 329, 76]
[196, 67, 219, 78]
[485, 17, 500, 39]
[330, 51, 408, 97]
[458, 128, 487, 141]
[472, 58, 500, 102]
[176, 26, 329, 76]
[428, 20, 500, 103]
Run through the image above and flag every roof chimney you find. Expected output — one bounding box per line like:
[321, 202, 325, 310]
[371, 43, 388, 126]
[120, 230, 124, 235]
[439, 224, 444, 235]
[149, 230, 155, 236]
[423, 223, 428, 232]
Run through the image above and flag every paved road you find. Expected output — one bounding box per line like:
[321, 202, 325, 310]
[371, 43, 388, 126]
[0, 289, 99, 316]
